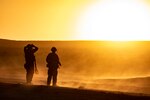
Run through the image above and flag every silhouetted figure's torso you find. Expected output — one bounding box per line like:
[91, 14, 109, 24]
[24, 49, 36, 65]
[46, 52, 60, 70]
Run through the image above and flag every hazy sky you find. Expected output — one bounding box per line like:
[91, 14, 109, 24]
[0, 0, 150, 40]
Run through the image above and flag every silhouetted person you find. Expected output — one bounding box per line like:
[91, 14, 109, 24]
[24, 44, 38, 84]
[46, 47, 61, 86]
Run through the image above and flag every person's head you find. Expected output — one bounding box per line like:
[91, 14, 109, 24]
[51, 47, 57, 53]
[27, 44, 33, 49]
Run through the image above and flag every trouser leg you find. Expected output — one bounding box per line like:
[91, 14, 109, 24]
[26, 72, 29, 83]
[47, 69, 53, 86]
[26, 69, 34, 84]
[53, 70, 58, 86]
[47, 75, 52, 86]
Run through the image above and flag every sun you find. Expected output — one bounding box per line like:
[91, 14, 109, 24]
[76, 0, 150, 41]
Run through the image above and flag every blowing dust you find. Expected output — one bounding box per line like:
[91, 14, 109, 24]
[0, 41, 150, 94]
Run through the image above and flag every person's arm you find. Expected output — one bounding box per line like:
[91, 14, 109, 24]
[58, 61, 61, 66]
[24, 45, 28, 52]
[57, 55, 61, 66]
[46, 54, 50, 63]
[31, 44, 38, 53]
[34, 59, 39, 74]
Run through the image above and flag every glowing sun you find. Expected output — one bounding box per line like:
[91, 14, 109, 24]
[76, 0, 150, 41]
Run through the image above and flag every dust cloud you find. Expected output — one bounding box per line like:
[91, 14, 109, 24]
[0, 40, 150, 94]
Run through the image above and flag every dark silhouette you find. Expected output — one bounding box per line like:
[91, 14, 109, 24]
[24, 44, 38, 84]
[46, 47, 61, 86]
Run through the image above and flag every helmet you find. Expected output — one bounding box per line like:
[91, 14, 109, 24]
[27, 44, 32, 49]
[51, 47, 57, 52]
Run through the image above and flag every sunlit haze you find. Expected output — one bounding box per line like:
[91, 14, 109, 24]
[76, 0, 150, 41]
[0, 0, 150, 40]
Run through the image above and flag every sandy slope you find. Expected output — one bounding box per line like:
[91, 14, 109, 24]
[1, 39, 150, 99]
[0, 82, 150, 100]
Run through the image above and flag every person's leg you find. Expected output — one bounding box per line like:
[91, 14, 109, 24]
[47, 69, 53, 86]
[53, 70, 58, 86]
[26, 70, 30, 83]
[27, 69, 34, 84]
[29, 70, 34, 83]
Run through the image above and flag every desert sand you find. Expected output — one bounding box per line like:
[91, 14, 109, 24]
[0, 39, 150, 99]
[0, 82, 150, 100]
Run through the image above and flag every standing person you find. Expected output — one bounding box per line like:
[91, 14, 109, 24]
[24, 44, 38, 84]
[46, 47, 61, 86]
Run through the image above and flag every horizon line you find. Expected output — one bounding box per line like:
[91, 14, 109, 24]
[1, 38, 150, 42]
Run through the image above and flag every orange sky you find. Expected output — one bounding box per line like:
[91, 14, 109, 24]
[0, 0, 150, 40]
